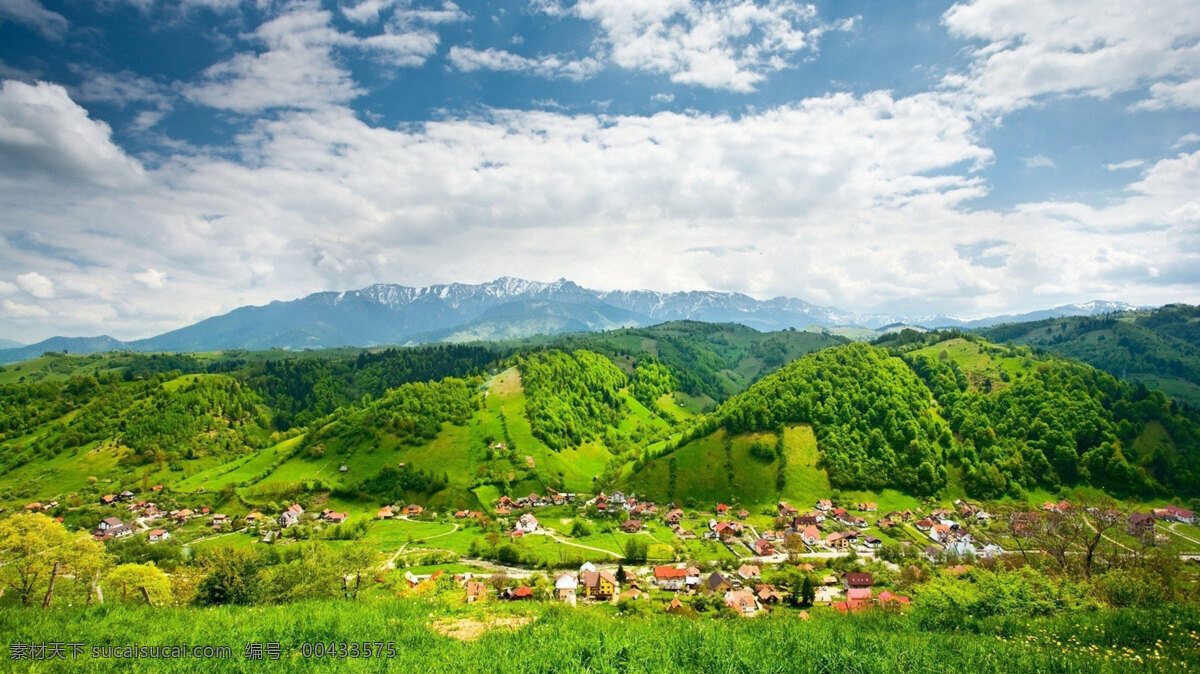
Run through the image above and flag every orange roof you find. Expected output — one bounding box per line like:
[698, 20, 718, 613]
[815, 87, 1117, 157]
[654, 566, 687, 579]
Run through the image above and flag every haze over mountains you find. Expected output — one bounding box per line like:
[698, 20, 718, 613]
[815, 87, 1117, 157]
[0, 277, 1146, 364]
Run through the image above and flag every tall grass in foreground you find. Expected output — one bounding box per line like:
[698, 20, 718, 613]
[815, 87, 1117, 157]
[0, 600, 1196, 673]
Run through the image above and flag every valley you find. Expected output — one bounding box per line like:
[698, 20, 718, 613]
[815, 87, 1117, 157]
[0, 317, 1197, 671]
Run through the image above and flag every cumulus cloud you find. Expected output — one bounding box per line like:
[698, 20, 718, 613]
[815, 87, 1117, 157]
[2, 4, 1199, 341]
[1, 299, 48, 319]
[184, 1, 446, 113]
[448, 47, 602, 80]
[1020, 154, 1056, 169]
[0, 0, 68, 41]
[1136, 79, 1200, 111]
[15, 271, 54, 298]
[0, 80, 144, 186]
[0, 79, 1197, 340]
[1175, 133, 1200, 149]
[72, 68, 175, 130]
[537, 0, 857, 92]
[942, 0, 1200, 114]
[342, 0, 468, 25]
[133, 268, 167, 289]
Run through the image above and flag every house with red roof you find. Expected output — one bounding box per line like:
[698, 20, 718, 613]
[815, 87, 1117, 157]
[653, 566, 688, 591]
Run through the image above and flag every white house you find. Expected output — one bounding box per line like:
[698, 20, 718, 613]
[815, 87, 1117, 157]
[555, 572, 578, 605]
[979, 543, 1004, 558]
[515, 513, 540, 534]
[724, 590, 761, 616]
[98, 517, 123, 531]
[945, 541, 976, 559]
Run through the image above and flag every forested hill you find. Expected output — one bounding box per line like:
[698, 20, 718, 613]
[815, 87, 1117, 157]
[630, 336, 1200, 503]
[883, 332, 1200, 498]
[706, 343, 950, 495]
[541, 321, 846, 411]
[977, 303, 1200, 405]
[0, 321, 1199, 512]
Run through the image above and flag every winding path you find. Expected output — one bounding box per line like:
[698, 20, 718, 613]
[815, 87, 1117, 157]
[383, 518, 459, 569]
[1161, 523, 1200, 547]
[540, 530, 623, 559]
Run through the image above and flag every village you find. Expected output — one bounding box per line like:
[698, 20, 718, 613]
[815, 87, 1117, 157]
[37, 484, 1198, 618]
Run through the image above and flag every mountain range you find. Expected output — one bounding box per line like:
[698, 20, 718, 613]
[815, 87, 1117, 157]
[0, 277, 1146, 364]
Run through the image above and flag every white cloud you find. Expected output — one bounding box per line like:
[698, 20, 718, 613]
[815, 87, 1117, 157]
[3, 70, 1199, 341]
[1020, 154, 1055, 169]
[1104, 159, 1145, 171]
[942, 0, 1200, 113]
[1136, 79, 1200, 111]
[0, 0, 68, 41]
[73, 69, 175, 130]
[651, 92, 674, 103]
[343, 0, 468, 25]
[1, 299, 48, 319]
[184, 2, 444, 113]
[0, 280, 15, 295]
[133, 268, 167, 289]
[448, 47, 602, 81]
[539, 0, 857, 92]
[1174, 133, 1200, 149]
[0, 80, 144, 186]
[16, 271, 54, 298]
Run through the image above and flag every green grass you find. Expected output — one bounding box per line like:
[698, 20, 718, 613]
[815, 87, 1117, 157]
[623, 424, 831, 508]
[2, 599, 1195, 673]
[175, 437, 303, 493]
[909, 338, 1032, 392]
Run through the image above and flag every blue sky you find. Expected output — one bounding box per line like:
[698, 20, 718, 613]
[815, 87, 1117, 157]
[0, 0, 1198, 341]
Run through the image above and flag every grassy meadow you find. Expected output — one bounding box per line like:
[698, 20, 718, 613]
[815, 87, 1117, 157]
[1, 599, 1197, 673]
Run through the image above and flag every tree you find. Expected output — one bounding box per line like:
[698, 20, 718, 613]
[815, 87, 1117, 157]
[195, 547, 262, 605]
[799, 575, 816, 607]
[622, 537, 648, 563]
[0, 514, 108, 607]
[103, 563, 172, 605]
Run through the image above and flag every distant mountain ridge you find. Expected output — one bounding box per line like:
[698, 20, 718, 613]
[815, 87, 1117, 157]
[916, 301, 1144, 329]
[0, 277, 1151, 364]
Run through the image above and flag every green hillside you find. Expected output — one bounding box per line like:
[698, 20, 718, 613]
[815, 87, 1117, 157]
[706, 343, 950, 495]
[978, 304, 1200, 405]
[891, 332, 1200, 498]
[544, 321, 846, 411]
[2, 323, 1199, 520]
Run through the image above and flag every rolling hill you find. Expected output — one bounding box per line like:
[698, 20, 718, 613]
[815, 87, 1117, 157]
[0, 322, 1197, 518]
[977, 304, 1200, 404]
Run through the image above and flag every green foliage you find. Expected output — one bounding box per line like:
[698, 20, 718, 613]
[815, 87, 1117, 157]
[352, 464, 447, 499]
[102, 563, 173, 605]
[238, 345, 499, 429]
[2, 599, 1199, 673]
[907, 342, 1200, 497]
[914, 567, 1095, 631]
[629, 358, 677, 408]
[711, 343, 948, 495]
[548, 321, 845, 406]
[302, 376, 478, 452]
[980, 305, 1200, 405]
[195, 547, 264, 606]
[518, 350, 627, 450]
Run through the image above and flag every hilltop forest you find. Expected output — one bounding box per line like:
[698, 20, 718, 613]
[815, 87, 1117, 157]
[0, 311, 1197, 515]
